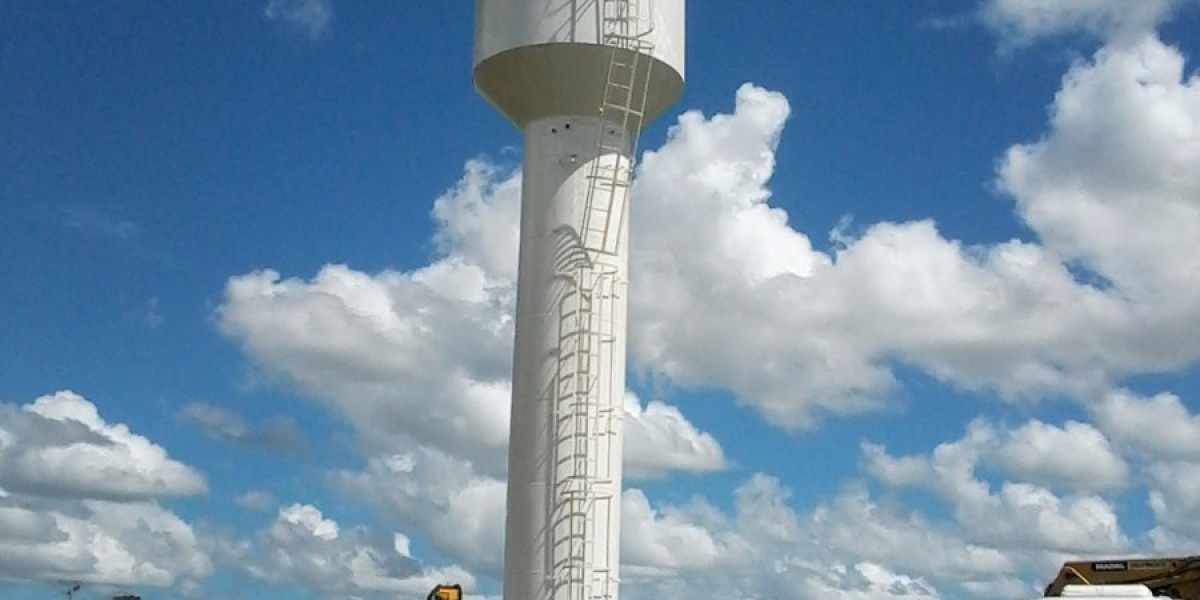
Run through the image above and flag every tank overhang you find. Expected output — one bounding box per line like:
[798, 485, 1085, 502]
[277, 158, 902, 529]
[473, 43, 683, 129]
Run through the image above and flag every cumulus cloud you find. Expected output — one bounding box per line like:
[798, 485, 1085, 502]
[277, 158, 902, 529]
[623, 393, 725, 478]
[219, 261, 515, 467]
[980, 0, 1185, 47]
[238, 502, 475, 597]
[0, 500, 212, 588]
[996, 420, 1128, 490]
[332, 445, 507, 573]
[0, 391, 207, 501]
[264, 0, 332, 41]
[0, 392, 211, 589]
[863, 421, 1128, 554]
[628, 83, 1118, 426]
[618, 474, 1027, 600]
[803, 563, 941, 600]
[1095, 389, 1200, 459]
[432, 158, 524, 281]
[1104, 388, 1200, 548]
[630, 33, 1200, 427]
[1001, 36, 1200, 305]
[810, 489, 1020, 588]
[1147, 461, 1200, 550]
[621, 488, 724, 573]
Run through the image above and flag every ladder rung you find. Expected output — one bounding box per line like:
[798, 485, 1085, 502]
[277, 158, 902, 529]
[602, 101, 641, 113]
[589, 179, 629, 189]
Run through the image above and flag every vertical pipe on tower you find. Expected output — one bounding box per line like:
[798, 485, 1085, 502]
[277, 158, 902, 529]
[472, 4, 684, 600]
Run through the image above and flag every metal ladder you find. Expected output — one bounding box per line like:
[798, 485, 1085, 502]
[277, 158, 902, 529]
[578, 0, 656, 256]
[551, 265, 620, 600]
[550, 2, 655, 600]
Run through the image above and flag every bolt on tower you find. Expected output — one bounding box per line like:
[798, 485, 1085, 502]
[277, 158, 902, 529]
[471, 3, 685, 600]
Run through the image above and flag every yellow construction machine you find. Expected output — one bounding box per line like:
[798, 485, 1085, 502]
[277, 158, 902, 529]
[1043, 557, 1200, 599]
[427, 584, 463, 600]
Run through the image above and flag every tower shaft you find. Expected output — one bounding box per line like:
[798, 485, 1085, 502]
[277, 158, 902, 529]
[506, 114, 630, 600]
[471, 3, 685, 600]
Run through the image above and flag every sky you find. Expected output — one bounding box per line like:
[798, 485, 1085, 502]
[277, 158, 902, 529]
[2, 0, 1200, 599]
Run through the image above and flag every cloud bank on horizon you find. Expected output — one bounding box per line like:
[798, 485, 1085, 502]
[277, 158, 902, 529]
[3, 0, 1200, 598]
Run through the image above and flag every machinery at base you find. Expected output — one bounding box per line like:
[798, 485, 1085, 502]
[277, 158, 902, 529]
[1043, 557, 1200, 600]
[428, 584, 463, 600]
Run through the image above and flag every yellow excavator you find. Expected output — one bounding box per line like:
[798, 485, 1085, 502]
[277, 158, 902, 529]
[1043, 557, 1200, 599]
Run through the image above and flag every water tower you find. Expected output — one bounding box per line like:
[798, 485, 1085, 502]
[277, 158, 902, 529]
[472, 3, 685, 600]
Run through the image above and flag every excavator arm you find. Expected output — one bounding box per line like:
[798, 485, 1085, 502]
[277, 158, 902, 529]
[1044, 557, 1200, 600]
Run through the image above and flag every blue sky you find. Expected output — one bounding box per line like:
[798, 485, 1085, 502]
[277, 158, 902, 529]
[3, 1, 1200, 599]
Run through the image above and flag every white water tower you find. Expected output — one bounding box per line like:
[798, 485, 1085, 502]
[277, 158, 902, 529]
[472, 3, 685, 600]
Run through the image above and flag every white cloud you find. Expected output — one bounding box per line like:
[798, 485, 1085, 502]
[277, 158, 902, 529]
[242, 502, 476, 598]
[64, 500, 212, 587]
[810, 489, 1020, 587]
[996, 420, 1128, 490]
[999, 36, 1200, 302]
[864, 420, 1128, 554]
[627, 83, 1125, 427]
[264, 0, 332, 41]
[432, 158, 523, 281]
[628, 84, 889, 427]
[332, 444, 506, 572]
[980, 0, 1184, 47]
[1095, 389, 1200, 459]
[0, 391, 207, 501]
[623, 393, 725, 478]
[618, 474, 1030, 600]
[802, 562, 941, 600]
[0, 393, 211, 589]
[628, 33, 1200, 428]
[218, 261, 515, 467]
[621, 488, 724, 572]
[1147, 461, 1200, 547]
[279, 503, 339, 540]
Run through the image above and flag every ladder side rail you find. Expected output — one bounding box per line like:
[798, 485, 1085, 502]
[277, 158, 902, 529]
[608, 45, 653, 252]
[548, 286, 581, 590]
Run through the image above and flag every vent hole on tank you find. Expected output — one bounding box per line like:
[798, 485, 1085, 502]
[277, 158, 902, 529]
[551, 128, 558, 134]
[564, 123, 571, 129]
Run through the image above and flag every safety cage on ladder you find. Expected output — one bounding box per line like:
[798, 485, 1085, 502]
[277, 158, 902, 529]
[548, 2, 656, 599]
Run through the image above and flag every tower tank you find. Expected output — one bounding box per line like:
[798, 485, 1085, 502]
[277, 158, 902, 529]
[472, 3, 685, 600]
